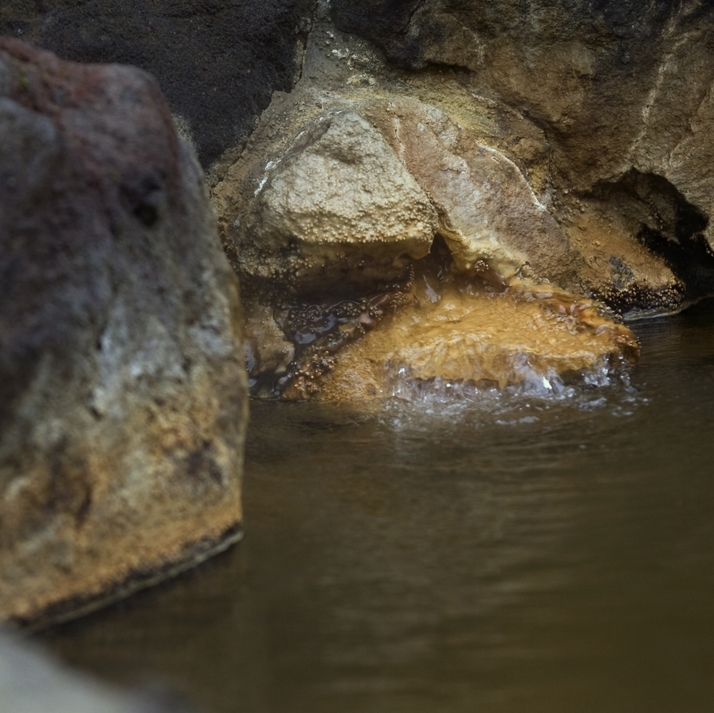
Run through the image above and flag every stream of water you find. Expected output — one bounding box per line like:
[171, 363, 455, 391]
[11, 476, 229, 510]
[41, 300, 714, 713]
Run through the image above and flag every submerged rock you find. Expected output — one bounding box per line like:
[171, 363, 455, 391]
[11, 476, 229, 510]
[0, 40, 247, 626]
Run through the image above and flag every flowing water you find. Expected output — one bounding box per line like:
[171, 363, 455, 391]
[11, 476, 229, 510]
[41, 301, 714, 713]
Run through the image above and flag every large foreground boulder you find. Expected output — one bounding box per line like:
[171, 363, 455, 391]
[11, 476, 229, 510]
[0, 40, 248, 626]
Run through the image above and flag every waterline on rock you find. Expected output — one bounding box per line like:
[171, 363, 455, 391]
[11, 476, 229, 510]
[379, 360, 642, 429]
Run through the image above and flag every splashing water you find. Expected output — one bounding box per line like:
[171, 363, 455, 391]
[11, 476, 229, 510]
[380, 353, 642, 430]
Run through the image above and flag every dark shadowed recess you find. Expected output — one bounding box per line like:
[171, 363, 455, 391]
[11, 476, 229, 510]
[592, 170, 714, 310]
[0, 0, 316, 167]
[330, 0, 425, 66]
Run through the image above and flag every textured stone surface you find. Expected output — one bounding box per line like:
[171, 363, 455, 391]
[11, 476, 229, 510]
[319, 291, 638, 402]
[211, 1, 714, 399]
[243, 301, 296, 384]
[332, 0, 714, 254]
[212, 5, 658, 398]
[0, 40, 247, 625]
[361, 97, 579, 284]
[317, 264, 639, 402]
[215, 3, 714, 313]
[563, 195, 683, 316]
[236, 110, 438, 289]
[0, 0, 316, 168]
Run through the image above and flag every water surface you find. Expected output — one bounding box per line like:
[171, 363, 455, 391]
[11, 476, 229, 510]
[42, 301, 714, 713]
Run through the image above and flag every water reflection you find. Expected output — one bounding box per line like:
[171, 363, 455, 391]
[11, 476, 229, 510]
[41, 301, 714, 713]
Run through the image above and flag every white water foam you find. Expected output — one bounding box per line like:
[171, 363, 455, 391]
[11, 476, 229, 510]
[378, 357, 643, 430]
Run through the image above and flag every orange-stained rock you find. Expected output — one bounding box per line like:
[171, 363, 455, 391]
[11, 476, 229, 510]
[318, 279, 639, 402]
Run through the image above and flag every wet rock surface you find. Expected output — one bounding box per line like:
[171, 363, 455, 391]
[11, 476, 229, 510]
[360, 97, 578, 284]
[0, 40, 247, 625]
[318, 269, 639, 403]
[211, 4, 649, 400]
[331, 0, 714, 281]
[207, 1, 714, 401]
[0, 0, 316, 168]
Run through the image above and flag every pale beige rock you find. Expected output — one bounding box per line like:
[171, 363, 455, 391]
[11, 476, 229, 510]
[362, 98, 580, 284]
[239, 110, 438, 289]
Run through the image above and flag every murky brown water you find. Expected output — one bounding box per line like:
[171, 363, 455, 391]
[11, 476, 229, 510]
[41, 301, 714, 713]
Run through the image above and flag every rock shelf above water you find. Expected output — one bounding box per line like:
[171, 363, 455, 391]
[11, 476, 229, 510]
[0, 40, 248, 627]
[317, 283, 639, 403]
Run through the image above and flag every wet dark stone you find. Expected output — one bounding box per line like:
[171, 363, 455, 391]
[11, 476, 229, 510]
[331, 0, 678, 69]
[0, 0, 316, 168]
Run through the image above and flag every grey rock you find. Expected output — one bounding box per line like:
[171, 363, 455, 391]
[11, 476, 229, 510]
[0, 39, 247, 626]
[236, 110, 437, 290]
